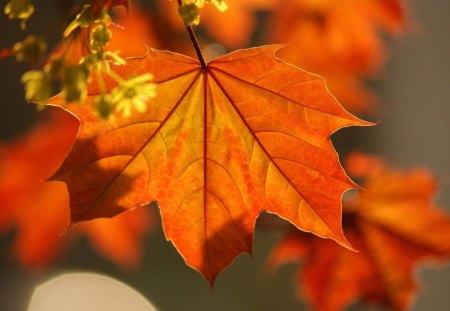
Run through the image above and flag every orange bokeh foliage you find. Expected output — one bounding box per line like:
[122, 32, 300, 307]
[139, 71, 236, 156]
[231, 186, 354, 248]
[47, 45, 368, 284]
[0, 107, 77, 266]
[199, 0, 276, 49]
[0, 106, 153, 268]
[268, 0, 409, 113]
[107, 7, 159, 56]
[270, 0, 408, 75]
[267, 153, 450, 311]
[158, 0, 277, 50]
[76, 205, 154, 268]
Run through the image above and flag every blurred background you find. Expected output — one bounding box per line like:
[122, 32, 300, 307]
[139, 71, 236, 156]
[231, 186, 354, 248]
[1, 0, 450, 310]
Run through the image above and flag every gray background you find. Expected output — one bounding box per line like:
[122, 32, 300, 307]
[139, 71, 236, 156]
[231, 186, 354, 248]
[1, 0, 450, 310]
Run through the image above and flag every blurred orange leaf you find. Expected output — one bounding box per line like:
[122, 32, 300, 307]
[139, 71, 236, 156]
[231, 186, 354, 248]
[271, 0, 408, 75]
[0, 107, 152, 268]
[0, 107, 77, 266]
[107, 6, 159, 57]
[48, 45, 367, 284]
[77, 206, 154, 268]
[268, 0, 409, 113]
[11, 181, 70, 267]
[197, 0, 277, 49]
[268, 154, 450, 311]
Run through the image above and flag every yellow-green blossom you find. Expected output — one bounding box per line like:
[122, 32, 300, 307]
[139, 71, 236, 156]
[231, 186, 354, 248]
[111, 74, 156, 118]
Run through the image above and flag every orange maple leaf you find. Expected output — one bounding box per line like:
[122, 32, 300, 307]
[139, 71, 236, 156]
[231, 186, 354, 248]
[267, 154, 450, 311]
[47, 46, 368, 284]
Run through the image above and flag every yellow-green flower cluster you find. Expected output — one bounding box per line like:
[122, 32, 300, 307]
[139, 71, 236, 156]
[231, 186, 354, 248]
[63, 4, 155, 119]
[178, 0, 228, 26]
[8, 2, 156, 119]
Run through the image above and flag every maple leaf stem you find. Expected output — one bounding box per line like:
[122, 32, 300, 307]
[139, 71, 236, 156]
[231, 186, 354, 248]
[186, 25, 207, 68]
[177, 0, 207, 68]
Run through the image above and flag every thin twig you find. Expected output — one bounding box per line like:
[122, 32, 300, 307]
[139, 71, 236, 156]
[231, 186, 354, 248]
[177, 0, 207, 68]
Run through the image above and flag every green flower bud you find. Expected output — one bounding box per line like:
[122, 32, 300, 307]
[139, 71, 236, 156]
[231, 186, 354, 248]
[4, 0, 34, 21]
[45, 57, 64, 77]
[13, 35, 47, 62]
[94, 94, 113, 119]
[178, 3, 200, 26]
[177, 0, 227, 26]
[62, 64, 89, 103]
[21, 70, 53, 102]
[90, 24, 112, 50]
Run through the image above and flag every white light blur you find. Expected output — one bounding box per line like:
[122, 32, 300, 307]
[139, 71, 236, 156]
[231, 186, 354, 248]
[28, 272, 157, 311]
[202, 43, 227, 62]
